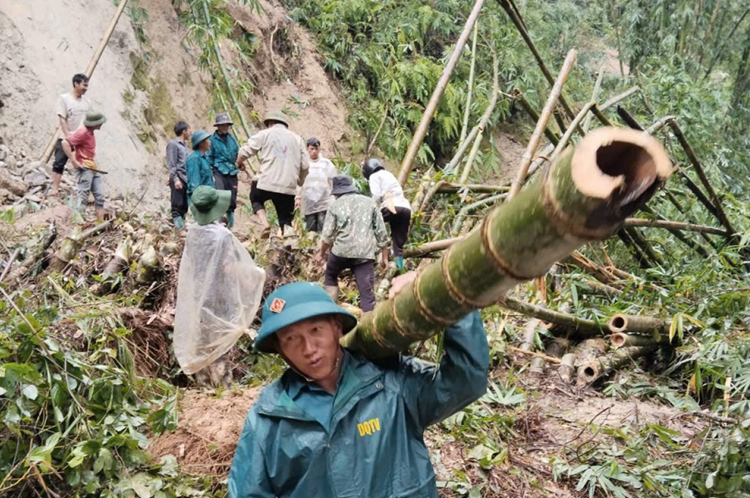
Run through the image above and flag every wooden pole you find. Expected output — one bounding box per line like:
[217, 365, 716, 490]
[598, 86, 639, 111]
[624, 218, 728, 236]
[508, 49, 577, 200]
[397, 0, 486, 185]
[499, 297, 604, 337]
[41, 0, 131, 163]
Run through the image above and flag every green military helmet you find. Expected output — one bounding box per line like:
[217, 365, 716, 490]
[263, 110, 290, 128]
[191, 130, 211, 149]
[255, 282, 357, 353]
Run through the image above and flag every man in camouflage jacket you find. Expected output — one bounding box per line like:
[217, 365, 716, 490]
[314, 175, 389, 312]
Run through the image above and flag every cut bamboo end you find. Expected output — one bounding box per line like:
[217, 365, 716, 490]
[610, 332, 628, 348]
[609, 314, 628, 333]
[559, 353, 576, 383]
[578, 360, 602, 384]
[571, 127, 672, 204]
[607, 313, 668, 334]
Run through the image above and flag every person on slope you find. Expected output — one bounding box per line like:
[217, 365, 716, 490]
[235, 110, 309, 238]
[363, 158, 412, 271]
[61, 111, 107, 221]
[227, 276, 489, 498]
[166, 120, 191, 231]
[297, 137, 336, 233]
[52, 73, 92, 197]
[315, 175, 388, 312]
[208, 113, 240, 229]
[186, 130, 214, 201]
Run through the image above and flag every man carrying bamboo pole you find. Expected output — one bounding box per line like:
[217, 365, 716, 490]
[51, 74, 92, 197]
[228, 276, 489, 498]
[314, 175, 389, 312]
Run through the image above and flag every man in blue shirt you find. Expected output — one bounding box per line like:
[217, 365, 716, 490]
[228, 276, 490, 498]
[208, 113, 241, 228]
[186, 130, 214, 200]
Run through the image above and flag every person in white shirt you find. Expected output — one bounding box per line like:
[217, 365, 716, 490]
[362, 158, 412, 270]
[51, 73, 93, 197]
[298, 137, 337, 232]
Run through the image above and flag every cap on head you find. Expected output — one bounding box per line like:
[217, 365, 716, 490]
[330, 175, 357, 196]
[189, 185, 232, 225]
[255, 282, 357, 353]
[213, 113, 234, 127]
[191, 130, 211, 149]
[362, 158, 384, 179]
[306, 137, 321, 148]
[83, 111, 106, 128]
[263, 110, 289, 128]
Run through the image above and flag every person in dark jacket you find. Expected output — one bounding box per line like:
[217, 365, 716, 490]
[208, 113, 240, 228]
[166, 121, 191, 230]
[186, 130, 214, 199]
[227, 276, 490, 498]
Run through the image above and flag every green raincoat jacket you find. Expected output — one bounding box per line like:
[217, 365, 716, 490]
[228, 311, 489, 498]
[208, 132, 240, 175]
[186, 150, 215, 198]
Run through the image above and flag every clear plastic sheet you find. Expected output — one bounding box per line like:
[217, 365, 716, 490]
[174, 224, 266, 374]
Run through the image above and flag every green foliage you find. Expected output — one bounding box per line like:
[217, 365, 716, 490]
[0, 295, 207, 496]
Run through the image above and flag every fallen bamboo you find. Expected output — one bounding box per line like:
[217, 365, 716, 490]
[645, 115, 676, 135]
[609, 332, 671, 349]
[415, 179, 445, 214]
[451, 193, 507, 235]
[436, 183, 510, 194]
[343, 128, 672, 357]
[559, 353, 576, 383]
[7, 225, 58, 284]
[500, 297, 604, 337]
[136, 246, 161, 284]
[582, 67, 605, 132]
[624, 218, 727, 236]
[93, 238, 133, 295]
[668, 121, 737, 235]
[410, 169, 435, 213]
[41, 0, 131, 163]
[519, 320, 538, 351]
[397, 0, 486, 185]
[0, 248, 21, 285]
[508, 345, 562, 364]
[366, 105, 389, 157]
[496, 0, 580, 129]
[599, 86, 639, 111]
[550, 101, 594, 159]
[403, 237, 460, 258]
[608, 314, 669, 334]
[617, 229, 651, 268]
[616, 106, 643, 130]
[578, 345, 654, 384]
[663, 189, 721, 249]
[508, 49, 577, 200]
[513, 90, 560, 145]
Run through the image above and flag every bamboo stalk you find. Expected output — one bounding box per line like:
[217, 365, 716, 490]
[624, 227, 663, 266]
[624, 218, 727, 236]
[668, 121, 737, 235]
[496, 0, 580, 128]
[599, 86, 639, 111]
[519, 319, 538, 351]
[451, 193, 507, 235]
[559, 353, 576, 383]
[416, 179, 445, 214]
[550, 101, 595, 159]
[616, 106, 643, 130]
[608, 314, 669, 334]
[508, 50, 577, 200]
[609, 332, 671, 349]
[578, 345, 654, 384]
[366, 105, 389, 157]
[202, 0, 251, 140]
[591, 104, 613, 127]
[664, 189, 720, 249]
[458, 129, 485, 184]
[41, 0, 131, 162]
[459, 21, 479, 146]
[7, 226, 58, 285]
[343, 128, 672, 358]
[0, 248, 20, 284]
[500, 297, 603, 336]
[580, 278, 623, 298]
[514, 90, 560, 145]
[582, 67, 605, 132]
[508, 345, 562, 364]
[436, 183, 510, 194]
[403, 237, 461, 258]
[617, 229, 651, 269]
[397, 0, 486, 185]
[646, 115, 676, 135]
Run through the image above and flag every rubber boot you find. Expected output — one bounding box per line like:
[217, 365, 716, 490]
[395, 256, 404, 271]
[227, 212, 235, 229]
[173, 216, 185, 230]
[325, 285, 339, 303]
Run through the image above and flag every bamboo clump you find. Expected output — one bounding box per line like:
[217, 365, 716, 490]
[342, 128, 672, 357]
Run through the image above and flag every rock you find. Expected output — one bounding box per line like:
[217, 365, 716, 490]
[161, 241, 180, 255]
[0, 148, 6, 161]
[15, 205, 73, 232]
[0, 176, 27, 196]
[5, 156, 17, 169]
[23, 170, 48, 188]
[0, 188, 18, 204]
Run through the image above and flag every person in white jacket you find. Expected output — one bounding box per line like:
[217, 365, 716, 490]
[362, 158, 411, 270]
[297, 137, 336, 232]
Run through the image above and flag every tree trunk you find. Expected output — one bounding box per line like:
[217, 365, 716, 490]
[342, 128, 672, 357]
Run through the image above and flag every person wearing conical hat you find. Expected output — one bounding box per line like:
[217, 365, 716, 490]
[208, 113, 240, 229]
[61, 111, 107, 221]
[236, 110, 309, 238]
[186, 130, 215, 200]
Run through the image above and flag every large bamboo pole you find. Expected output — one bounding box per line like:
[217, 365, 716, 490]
[343, 128, 672, 357]
[397, 0, 486, 185]
[508, 50, 577, 200]
[41, 0, 131, 163]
